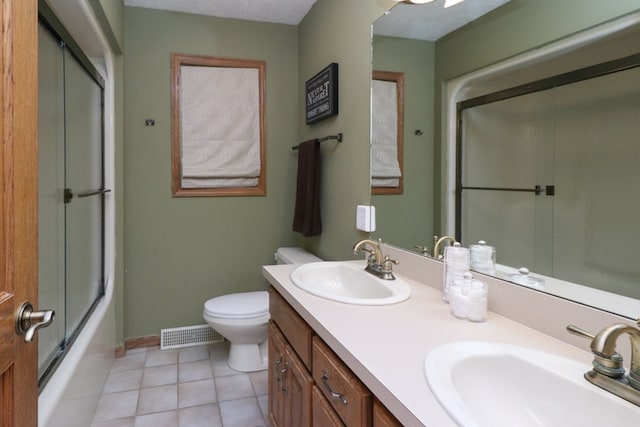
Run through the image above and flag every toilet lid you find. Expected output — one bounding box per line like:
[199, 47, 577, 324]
[204, 291, 269, 319]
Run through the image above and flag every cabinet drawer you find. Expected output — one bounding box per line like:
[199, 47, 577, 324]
[269, 287, 313, 369]
[312, 336, 372, 427]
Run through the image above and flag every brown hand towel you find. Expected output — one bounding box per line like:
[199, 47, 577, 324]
[293, 139, 322, 237]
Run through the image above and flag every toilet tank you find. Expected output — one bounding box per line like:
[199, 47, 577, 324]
[275, 247, 323, 265]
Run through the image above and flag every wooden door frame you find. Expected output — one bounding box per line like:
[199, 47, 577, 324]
[0, 0, 39, 426]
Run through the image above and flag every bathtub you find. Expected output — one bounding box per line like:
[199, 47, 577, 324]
[38, 280, 116, 427]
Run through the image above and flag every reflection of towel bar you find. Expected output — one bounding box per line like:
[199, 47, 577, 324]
[292, 133, 343, 150]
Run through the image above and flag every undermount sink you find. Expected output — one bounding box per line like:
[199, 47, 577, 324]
[290, 261, 411, 305]
[424, 341, 640, 427]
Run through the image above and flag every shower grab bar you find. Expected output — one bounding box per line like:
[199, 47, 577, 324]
[64, 188, 112, 204]
[461, 185, 555, 196]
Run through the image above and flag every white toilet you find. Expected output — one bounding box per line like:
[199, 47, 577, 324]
[203, 247, 322, 372]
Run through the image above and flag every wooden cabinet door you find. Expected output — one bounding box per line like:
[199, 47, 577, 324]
[311, 386, 345, 427]
[268, 322, 287, 426]
[283, 346, 312, 427]
[373, 399, 403, 427]
[0, 1, 39, 426]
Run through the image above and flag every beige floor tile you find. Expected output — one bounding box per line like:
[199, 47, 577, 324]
[93, 390, 139, 423]
[134, 410, 178, 427]
[137, 384, 177, 415]
[141, 364, 177, 388]
[248, 370, 268, 395]
[257, 394, 268, 420]
[91, 418, 136, 427]
[178, 378, 217, 408]
[215, 374, 255, 402]
[110, 353, 146, 373]
[179, 359, 213, 383]
[179, 403, 223, 427]
[145, 347, 178, 367]
[179, 345, 210, 364]
[104, 369, 144, 393]
[92, 342, 268, 425]
[211, 357, 237, 378]
[219, 397, 266, 427]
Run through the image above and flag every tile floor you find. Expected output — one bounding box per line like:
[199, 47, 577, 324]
[91, 342, 269, 427]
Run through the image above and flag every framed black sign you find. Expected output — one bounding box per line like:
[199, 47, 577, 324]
[305, 63, 338, 125]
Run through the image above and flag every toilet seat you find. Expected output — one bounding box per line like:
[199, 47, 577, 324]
[204, 291, 268, 319]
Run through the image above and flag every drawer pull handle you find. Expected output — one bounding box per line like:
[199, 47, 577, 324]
[274, 356, 283, 383]
[321, 371, 348, 405]
[281, 363, 289, 393]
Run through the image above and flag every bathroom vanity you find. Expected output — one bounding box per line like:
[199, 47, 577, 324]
[262, 246, 640, 426]
[268, 286, 401, 426]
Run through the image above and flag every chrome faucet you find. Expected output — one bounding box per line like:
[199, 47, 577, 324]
[567, 321, 640, 406]
[352, 239, 398, 280]
[432, 235, 457, 260]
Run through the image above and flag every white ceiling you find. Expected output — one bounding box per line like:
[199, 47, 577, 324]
[374, 0, 512, 41]
[123, 0, 511, 40]
[123, 0, 318, 25]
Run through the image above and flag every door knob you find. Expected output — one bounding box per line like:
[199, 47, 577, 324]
[15, 301, 55, 343]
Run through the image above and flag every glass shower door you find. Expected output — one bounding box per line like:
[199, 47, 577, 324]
[459, 89, 555, 274]
[38, 24, 66, 377]
[63, 47, 105, 336]
[37, 21, 105, 383]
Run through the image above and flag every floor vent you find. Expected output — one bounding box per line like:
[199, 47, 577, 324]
[160, 324, 224, 350]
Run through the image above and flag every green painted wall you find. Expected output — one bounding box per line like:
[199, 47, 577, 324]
[123, 8, 300, 338]
[121, 0, 403, 339]
[433, 0, 640, 229]
[296, 0, 392, 260]
[371, 36, 435, 249]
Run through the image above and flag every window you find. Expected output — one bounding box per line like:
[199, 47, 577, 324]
[171, 54, 266, 197]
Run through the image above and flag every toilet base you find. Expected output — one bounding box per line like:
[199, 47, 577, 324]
[228, 340, 267, 372]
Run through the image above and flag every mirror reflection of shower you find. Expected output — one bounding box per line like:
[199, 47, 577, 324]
[371, 1, 640, 319]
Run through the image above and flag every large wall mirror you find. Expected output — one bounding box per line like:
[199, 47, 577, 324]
[370, 0, 640, 320]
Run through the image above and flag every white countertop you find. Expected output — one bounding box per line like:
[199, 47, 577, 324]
[262, 259, 600, 426]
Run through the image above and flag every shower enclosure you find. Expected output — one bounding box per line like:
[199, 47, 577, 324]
[38, 13, 107, 386]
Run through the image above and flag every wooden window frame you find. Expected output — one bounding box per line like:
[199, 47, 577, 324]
[371, 70, 404, 195]
[171, 53, 266, 197]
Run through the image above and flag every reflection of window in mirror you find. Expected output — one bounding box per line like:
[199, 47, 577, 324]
[371, 70, 404, 195]
[171, 53, 266, 197]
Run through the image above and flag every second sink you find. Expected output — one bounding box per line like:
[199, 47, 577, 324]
[424, 341, 640, 427]
[290, 262, 411, 305]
